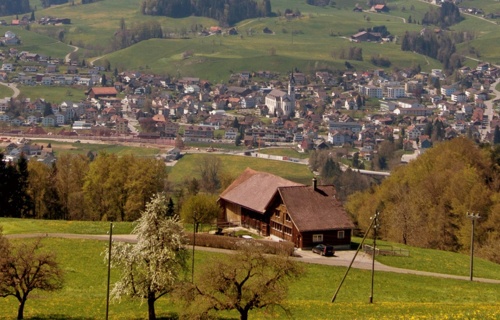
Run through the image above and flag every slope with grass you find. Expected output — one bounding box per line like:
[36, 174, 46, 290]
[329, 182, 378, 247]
[168, 153, 313, 185]
[3, 0, 497, 81]
[0, 237, 499, 319]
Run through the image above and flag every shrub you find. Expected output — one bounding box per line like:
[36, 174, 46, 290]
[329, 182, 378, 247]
[185, 233, 295, 255]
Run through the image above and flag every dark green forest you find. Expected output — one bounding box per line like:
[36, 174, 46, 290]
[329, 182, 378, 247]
[40, 0, 69, 9]
[141, 0, 272, 26]
[0, 0, 30, 16]
[422, 2, 463, 28]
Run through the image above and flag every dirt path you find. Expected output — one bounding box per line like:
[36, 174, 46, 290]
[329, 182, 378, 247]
[7, 233, 500, 284]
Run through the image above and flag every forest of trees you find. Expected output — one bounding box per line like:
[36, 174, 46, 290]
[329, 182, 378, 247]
[141, 0, 272, 26]
[41, 0, 69, 8]
[346, 137, 500, 264]
[400, 30, 462, 73]
[306, 0, 335, 7]
[0, 153, 168, 221]
[0, 150, 234, 222]
[400, 2, 466, 72]
[336, 46, 363, 61]
[0, 0, 30, 15]
[112, 19, 164, 51]
[422, 2, 463, 28]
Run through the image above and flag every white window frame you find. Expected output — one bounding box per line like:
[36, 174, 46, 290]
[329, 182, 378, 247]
[338, 230, 345, 239]
[312, 234, 323, 243]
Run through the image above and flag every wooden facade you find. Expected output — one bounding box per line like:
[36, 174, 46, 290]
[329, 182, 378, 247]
[218, 169, 355, 249]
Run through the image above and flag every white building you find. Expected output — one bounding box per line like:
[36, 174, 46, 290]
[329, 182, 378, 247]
[359, 85, 383, 99]
[265, 75, 295, 117]
[386, 87, 405, 99]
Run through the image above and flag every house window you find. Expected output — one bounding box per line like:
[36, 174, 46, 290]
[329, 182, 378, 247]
[312, 234, 323, 243]
[338, 230, 345, 239]
[285, 214, 291, 222]
[275, 210, 280, 218]
[284, 226, 292, 235]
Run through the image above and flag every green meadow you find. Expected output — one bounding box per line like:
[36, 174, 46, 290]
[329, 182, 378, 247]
[168, 153, 314, 185]
[0, 236, 499, 319]
[16, 85, 88, 104]
[0, 0, 496, 82]
[0, 84, 14, 98]
[28, 139, 162, 156]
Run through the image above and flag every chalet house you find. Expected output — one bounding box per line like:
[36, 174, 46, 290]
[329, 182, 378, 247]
[371, 4, 389, 12]
[218, 168, 354, 249]
[351, 31, 382, 42]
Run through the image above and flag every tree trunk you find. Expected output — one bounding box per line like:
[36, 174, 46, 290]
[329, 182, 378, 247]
[147, 293, 156, 320]
[239, 310, 248, 320]
[17, 298, 26, 320]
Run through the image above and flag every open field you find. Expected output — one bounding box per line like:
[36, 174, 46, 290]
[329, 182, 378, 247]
[0, 237, 499, 319]
[359, 237, 500, 280]
[0, 26, 72, 59]
[0, 84, 14, 98]
[16, 85, 89, 104]
[52, 141, 162, 156]
[258, 147, 310, 159]
[24, 139, 164, 156]
[168, 153, 313, 185]
[0, 218, 134, 235]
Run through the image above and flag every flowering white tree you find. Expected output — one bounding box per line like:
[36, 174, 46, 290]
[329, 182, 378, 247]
[108, 194, 188, 320]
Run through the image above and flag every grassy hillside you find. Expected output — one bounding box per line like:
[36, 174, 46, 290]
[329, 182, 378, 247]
[0, 237, 499, 319]
[0, 0, 496, 81]
[0, 217, 134, 234]
[168, 153, 314, 185]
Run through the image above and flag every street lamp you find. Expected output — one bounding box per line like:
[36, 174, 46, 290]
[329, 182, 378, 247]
[369, 212, 380, 304]
[466, 212, 480, 281]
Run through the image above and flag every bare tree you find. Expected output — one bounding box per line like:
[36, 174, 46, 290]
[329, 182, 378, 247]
[0, 229, 64, 320]
[108, 194, 188, 320]
[197, 155, 222, 194]
[181, 242, 304, 320]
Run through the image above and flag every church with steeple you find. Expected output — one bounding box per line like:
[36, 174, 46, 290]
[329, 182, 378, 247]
[265, 73, 296, 117]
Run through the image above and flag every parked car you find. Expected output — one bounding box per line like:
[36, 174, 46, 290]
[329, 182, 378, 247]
[312, 244, 334, 256]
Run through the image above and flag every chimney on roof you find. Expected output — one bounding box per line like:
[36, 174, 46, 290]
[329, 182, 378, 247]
[312, 177, 317, 191]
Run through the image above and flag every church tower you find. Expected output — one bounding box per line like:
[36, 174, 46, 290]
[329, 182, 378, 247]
[285, 71, 296, 117]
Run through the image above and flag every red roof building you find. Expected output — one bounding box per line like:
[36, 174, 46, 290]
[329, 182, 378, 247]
[87, 87, 118, 99]
[218, 168, 354, 249]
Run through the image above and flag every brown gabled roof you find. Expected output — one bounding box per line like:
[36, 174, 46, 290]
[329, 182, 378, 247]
[89, 87, 118, 96]
[278, 185, 355, 232]
[219, 168, 302, 213]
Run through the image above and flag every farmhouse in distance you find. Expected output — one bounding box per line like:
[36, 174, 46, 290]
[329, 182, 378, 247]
[218, 168, 354, 249]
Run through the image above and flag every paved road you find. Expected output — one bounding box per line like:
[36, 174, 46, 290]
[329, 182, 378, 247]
[7, 233, 500, 284]
[64, 44, 79, 64]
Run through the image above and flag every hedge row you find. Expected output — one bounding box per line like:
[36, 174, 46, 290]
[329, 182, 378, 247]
[185, 232, 295, 255]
